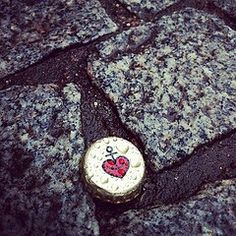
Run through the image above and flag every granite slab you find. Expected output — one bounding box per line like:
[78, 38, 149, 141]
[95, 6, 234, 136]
[0, 0, 117, 78]
[119, 0, 180, 17]
[119, 0, 236, 18]
[0, 83, 99, 236]
[96, 23, 155, 58]
[90, 8, 236, 170]
[109, 179, 236, 235]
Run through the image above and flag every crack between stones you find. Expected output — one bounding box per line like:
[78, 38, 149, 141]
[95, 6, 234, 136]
[138, 0, 236, 30]
[0, 35, 108, 86]
[1, 3, 236, 233]
[1, 42, 236, 236]
[95, 129, 236, 236]
[83, 1, 236, 64]
[186, 0, 236, 30]
[98, 0, 141, 30]
[1, 0, 234, 86]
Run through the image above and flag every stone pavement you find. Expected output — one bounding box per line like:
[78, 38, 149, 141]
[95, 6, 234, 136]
[0, 0, 236, 235]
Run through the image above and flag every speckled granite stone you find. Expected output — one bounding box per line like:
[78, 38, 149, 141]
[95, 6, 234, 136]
[0, 0, 117, 78]
[212, 0, 236, 17]
[90, 8, 236, 170]
[119, 0, 180, 17]
[109, 179, 236, 235]
[96, 23, 155, 58]
[120, 0, 236, 18]
[0, 83, 99, 236]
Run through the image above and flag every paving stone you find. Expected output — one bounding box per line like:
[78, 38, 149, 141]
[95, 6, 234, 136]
[120, 0, 236, 18]
[0, 0, 118, 78]
[96, 23, 155, 58]
[119, 0, 180, 17]
[0, 83, 99, 236]
[109, 179, 236, 235]
[90, 8, 236, 170]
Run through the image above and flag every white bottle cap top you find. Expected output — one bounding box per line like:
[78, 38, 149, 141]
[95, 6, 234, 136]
[81, 137, 145, 203]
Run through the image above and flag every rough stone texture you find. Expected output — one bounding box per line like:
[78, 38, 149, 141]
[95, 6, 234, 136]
[109, 179, 236, 235]
[96, 23, 155, 58]
[90, 8, 236, 170]
[0, 83, 99, 236]
[119, 0, 236, 18]
[0, 0, 117, 78]
[119, 0, 180, 17]
[1, 1, 236, 234]
[212, 0, 236, 17]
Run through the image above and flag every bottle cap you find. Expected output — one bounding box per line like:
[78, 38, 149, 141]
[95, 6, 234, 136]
[81, 137, 145, 203]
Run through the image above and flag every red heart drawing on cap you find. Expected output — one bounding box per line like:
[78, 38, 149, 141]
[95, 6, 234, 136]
[102, 156, 129, 178]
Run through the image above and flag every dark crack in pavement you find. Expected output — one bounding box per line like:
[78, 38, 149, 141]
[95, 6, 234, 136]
[0, 0, 235, 235]
[98, 0, 140, 29]
[1, 36, 235, 235]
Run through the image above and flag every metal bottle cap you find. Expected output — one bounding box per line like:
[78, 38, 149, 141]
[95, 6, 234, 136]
[81, 137, 145, 204]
